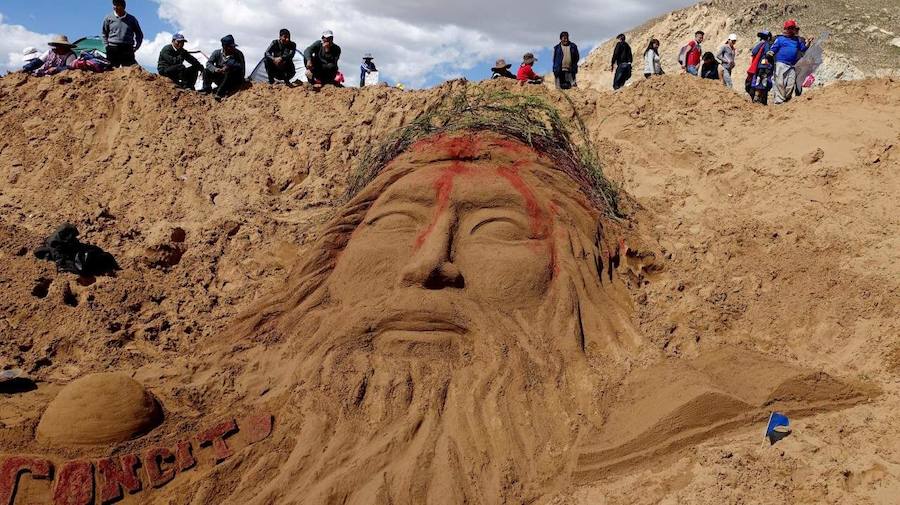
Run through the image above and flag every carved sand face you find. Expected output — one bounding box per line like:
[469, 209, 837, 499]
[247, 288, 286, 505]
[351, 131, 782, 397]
[327, 137, 558, 356]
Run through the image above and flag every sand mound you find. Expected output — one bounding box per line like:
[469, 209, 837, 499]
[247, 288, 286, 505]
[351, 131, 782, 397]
[35, 372, 162, 447]
[0, 69, 897, 504]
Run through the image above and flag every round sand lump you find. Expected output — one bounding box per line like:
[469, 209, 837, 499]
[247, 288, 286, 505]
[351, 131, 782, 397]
[36, 372, 163, 446]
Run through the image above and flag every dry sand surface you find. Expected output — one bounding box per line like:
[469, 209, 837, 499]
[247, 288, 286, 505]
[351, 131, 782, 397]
[0, 67, 898, 504]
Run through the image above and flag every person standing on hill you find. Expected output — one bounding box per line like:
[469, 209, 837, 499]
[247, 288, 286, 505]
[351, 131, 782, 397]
[102, 0, 143, 68]
[716, 34, 738, 88]
[265, 29, 298, 86]
[643, 39, 663, 78]
[770, 19, 813, 104]
[157, 34, 203, 89]
[360, 53, 378, 86]
[552, 32, 580, 89]
[202, 35, 246, 100]
[304, 30, 342, 88]
[680, 30, 704, 76]
[610, 34, 633, 90]
[746, 30, 774, 103]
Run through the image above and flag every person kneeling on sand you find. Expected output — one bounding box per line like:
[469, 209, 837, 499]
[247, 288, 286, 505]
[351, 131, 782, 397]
[304, 30, 342, 89]
[32, 36, 77, 77]
[517, 53, 543, 85]
[157, 33, 203, 90]
[700, 51, 721, 81]
[202, 35, 246, 100]
[265, 29, 297, 86]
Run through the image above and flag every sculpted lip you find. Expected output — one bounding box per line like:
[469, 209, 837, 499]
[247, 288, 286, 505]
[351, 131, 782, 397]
[373, 313, 467, 345]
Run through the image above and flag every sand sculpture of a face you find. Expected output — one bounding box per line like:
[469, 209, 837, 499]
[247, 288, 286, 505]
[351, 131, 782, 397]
[222, 117, 865, 505]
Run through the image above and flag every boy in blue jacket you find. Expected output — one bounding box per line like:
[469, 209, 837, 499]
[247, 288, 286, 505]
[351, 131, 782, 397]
[770, 19, 814, 104]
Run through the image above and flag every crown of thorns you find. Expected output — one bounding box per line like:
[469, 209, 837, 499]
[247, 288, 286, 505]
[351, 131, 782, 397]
[348, 88, 621, 218]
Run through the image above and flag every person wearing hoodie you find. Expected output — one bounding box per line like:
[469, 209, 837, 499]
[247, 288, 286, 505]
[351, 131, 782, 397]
[610, 34, 633, 90]
[716, 34, 738, 88]
[770, 19, 814, 104]
[552, 31, 579, 89]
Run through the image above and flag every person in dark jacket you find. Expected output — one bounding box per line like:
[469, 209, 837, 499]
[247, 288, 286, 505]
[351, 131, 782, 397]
[360, 53, 377, 86]
[264, 29, 297, 85]
[610, 33, 633, 90]
[700, 51, 721, 81]
[157, 33, 203, 89]
[491, 58, 516, 79]
[552, 31, 580, 89]
[304, 30, 342, 88]
[101, 0, 143, 68]
[202, 35, 246, 100]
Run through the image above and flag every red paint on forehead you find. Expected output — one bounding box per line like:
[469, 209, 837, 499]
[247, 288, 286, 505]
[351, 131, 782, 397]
[414, 162, 471, 249]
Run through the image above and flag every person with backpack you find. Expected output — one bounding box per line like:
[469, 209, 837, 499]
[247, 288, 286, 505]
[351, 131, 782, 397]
[643, 39, 663, 78]
[770, 19, 814, 104]
[264, 29, 297, 86]
[552, 32, 579, 89]
[101, 0, 143, 68]
[517, 53, 543, 84]
[360, 53, 378, 86]
[32, 36, 77, 77]
[716, 34, 738, 88]
[746, 30, 774, 104]
[157, 33, 203, 89]
[680, 30, 704, 76]
[700, 51, 720, 81]
[610, 34, 633, 90]
[304, 30, 342, 89]
[202, 35, 246, 101]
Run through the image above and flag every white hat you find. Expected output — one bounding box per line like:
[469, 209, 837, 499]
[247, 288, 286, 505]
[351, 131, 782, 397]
[22, 47, 40, 62]
[322, 30, 334, 39]
[728, 33, 738, 41]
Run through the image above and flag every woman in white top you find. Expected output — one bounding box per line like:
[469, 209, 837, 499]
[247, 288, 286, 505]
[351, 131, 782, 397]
[643, 38, 663, 78]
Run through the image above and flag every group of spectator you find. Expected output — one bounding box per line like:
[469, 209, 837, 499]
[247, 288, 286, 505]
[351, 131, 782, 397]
[490, 18, 814, 107]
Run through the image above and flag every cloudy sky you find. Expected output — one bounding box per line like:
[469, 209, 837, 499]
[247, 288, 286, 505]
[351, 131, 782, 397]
[1, 0, 694, 87]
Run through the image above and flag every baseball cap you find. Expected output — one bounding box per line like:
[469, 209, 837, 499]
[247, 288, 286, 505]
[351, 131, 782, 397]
[322, 30, 334, 39]
[728, 33, 738, 41]
[784, 19, 798, 29]
[172, 33, 186, 42]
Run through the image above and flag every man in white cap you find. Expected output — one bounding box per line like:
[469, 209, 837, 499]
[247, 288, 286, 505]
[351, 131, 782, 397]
[303, 30, 342, 88]
[21, 47, 45, 73]
[33, 35, 77, 77]
[157, 33, 203, 89]
[716, 33, 738, 88]
[360, 53, 378, 86]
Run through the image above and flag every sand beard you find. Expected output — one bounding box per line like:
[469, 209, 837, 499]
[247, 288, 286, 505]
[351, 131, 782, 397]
[241, 289, 598, 505]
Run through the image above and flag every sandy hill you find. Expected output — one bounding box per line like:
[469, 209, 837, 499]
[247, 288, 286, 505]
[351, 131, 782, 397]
[0, 67, 898, 504]
[579, 0, 900, 90]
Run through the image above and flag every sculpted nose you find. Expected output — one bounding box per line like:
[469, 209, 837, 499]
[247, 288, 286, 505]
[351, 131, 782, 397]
[400, 218, 465, 289]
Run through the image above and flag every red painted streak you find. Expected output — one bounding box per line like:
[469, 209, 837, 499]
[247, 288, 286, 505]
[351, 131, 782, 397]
[414, 162, 470, 249]
[496, 164, 558, 275]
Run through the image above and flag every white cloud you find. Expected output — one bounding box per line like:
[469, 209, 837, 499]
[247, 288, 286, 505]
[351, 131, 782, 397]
[150, 0, 696, 87]
[0, 13, 53, 73]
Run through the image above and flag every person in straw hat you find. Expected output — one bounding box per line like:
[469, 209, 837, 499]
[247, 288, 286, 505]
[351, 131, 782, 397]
[490, 58, 516, 80]
[516, 52, 543, 85]
[32, 35, 77, 77]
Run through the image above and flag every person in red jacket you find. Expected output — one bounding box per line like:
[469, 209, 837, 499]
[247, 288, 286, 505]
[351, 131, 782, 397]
[516, 52, 543, 84]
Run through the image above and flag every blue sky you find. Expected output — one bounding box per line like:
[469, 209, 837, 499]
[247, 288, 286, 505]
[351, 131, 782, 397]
[0, 0, 694, 87]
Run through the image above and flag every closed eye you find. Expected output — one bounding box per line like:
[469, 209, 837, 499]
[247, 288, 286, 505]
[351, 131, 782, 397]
[470, 217, 531, 242]
[367, 211, 421, 231]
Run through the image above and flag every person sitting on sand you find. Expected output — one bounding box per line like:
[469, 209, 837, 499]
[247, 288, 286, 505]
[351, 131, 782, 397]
[201, 35, 246, 100]
[517, 53, 543, 85]
[491, 59, 516, 80]
[304, 30, 342, 89]
[157, 33, 203, 90]
[21, 47, 45, 73]
[643, 39, 663, 78]
[700, 52, 721, 81]
[32, 36, 77, 77]
[264, 29, 297, 86]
